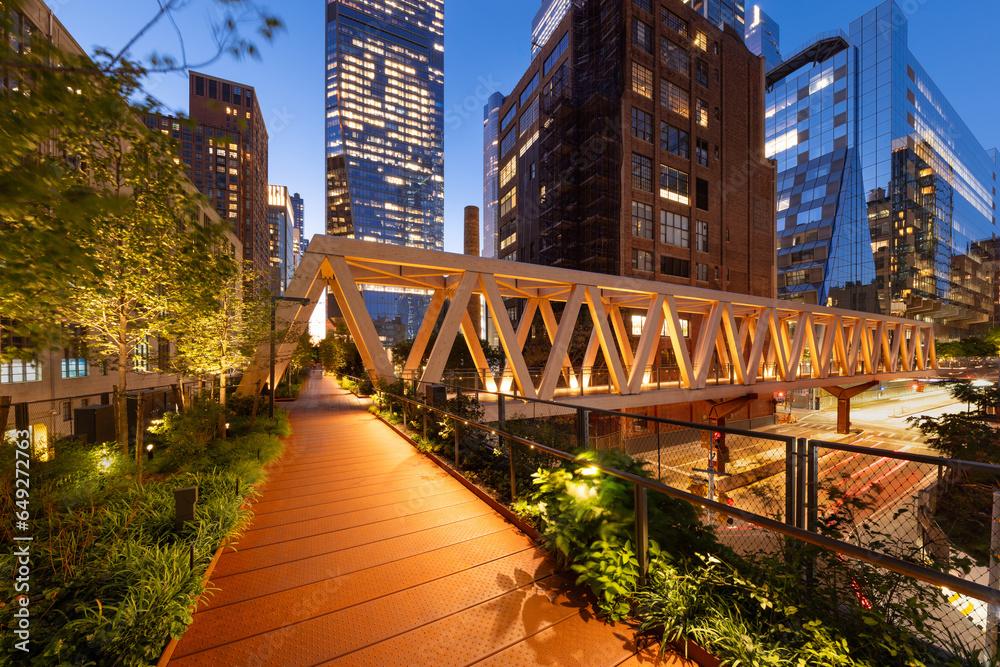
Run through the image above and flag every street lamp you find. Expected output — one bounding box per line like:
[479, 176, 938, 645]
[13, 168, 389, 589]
[270, 295, 312, 418]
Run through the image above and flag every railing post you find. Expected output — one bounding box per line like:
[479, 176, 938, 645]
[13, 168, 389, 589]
[795, 437, 807, 529]
[576, 407, 590, 449]
[988, 491, 1000, 662]
[454, 419, 460, 467]
[634, 485, 649, 584]
[807, 441, 819, 533]
[784, 437, 796, 527]
[497, 394, 515, 499]
[422, 409, 428, 442]
[508, 442, 517, 501]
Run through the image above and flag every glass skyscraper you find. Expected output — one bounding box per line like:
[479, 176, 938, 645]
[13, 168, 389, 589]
[325, 0, 444, 341]
[482, 92, 504, 259]
[764, 0, 998, 332]
[683, 0, 745, 35]
[744, 4, 781, 71]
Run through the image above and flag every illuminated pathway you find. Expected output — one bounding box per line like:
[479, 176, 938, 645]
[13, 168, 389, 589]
[166, 372, 688, 666]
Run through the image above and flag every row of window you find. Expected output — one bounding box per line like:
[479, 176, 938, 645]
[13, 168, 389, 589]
[632, 250, 718, 282]
[630, 153, 711, 210]
[632, 63, 711, 129]
[631, 203, 709, 251]
[0, 345, 163, 384]
[631, 108, 713, 167]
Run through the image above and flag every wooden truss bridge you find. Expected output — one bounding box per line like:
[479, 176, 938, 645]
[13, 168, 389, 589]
[237, 236, 937, 419]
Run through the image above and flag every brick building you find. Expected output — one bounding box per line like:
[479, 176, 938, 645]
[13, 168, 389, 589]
[147, 72, 269, 282]
[493, 0, 776, 425]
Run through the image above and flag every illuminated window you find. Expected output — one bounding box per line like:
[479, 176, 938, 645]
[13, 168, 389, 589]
[500, 159, 516, 188]
[660, 210, 689, 248]
[693, 31, 708, 52]
[0, 360, 40, 384]
[632, 61, 653, 99]
[785, 269, 807, 286]
[60, 358, 88, 379]
[500, 188, 517, 217]
[695, 98, 709, 127]
[661, 80, 689, 117]
[659, 166, 689, 205]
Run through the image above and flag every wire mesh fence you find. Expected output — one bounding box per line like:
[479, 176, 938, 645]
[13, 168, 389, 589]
[807, 439, 1000, 652]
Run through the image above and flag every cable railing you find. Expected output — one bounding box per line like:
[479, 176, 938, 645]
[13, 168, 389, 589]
[339, 373, 1000, 616]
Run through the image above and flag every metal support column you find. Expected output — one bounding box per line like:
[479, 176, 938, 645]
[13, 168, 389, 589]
[576, 408, 590, 449]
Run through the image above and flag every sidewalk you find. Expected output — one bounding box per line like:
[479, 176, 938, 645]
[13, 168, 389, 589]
[166, 372, 687, 666]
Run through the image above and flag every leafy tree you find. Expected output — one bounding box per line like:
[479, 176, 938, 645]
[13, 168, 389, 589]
[58, 116, 237, 450]
[289, 329, 315, 379]
[171, 271, 266, 413]
[987, 327, 1000, 355]
[935, 334, 1000, 359]
[0, 0, 281, 357]
[910, 381, 1000, 463]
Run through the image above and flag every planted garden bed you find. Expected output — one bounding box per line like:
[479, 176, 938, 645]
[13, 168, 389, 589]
[0, 399, 288, 665]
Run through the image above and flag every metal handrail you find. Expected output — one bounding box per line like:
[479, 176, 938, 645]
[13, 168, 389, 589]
[406, 376, 794, 443]
[339, 373, 1000, 606]
[811, 438, 1000, 474]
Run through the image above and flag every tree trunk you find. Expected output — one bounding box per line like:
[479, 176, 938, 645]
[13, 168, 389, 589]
[218, 373, 228, 440]
[116, 345, 129, 452]
[135, 392, 144, 484]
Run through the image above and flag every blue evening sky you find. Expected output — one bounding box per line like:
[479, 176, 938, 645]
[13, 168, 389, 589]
[55, 1, 1000, 253]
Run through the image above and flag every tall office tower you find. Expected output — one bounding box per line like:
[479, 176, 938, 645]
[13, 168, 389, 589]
[743, 4, 781, 70]
[765, 1, 997, 335]
[682, 0, 745, 34]
[531, 0, 577, 54]
[187, 72, 269, 280]
[290, 191, 306, 261]
[267, 185, 297, 294]
[482, 92, 504, 259]
[324, 0, 444, 342]
[497, 0, 774, 424]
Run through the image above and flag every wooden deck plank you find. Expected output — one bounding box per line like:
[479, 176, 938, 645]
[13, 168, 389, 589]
[167, 373, 673, 666]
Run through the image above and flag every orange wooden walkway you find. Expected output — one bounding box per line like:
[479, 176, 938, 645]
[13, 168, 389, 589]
[167, 372, 691, 667]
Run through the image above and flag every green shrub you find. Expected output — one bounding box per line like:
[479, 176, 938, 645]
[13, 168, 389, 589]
[0, 405, 286, 665]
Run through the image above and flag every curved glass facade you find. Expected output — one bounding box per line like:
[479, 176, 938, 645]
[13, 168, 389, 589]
[766, 1, 998, 332]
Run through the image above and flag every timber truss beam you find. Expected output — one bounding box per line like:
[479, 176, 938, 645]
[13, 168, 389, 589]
[237, 237, 938, 400]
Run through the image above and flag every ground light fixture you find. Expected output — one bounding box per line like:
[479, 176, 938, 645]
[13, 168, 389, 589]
[269, 295, 312, 418]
